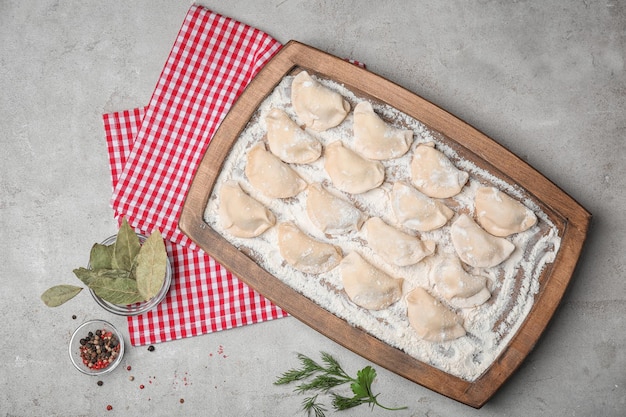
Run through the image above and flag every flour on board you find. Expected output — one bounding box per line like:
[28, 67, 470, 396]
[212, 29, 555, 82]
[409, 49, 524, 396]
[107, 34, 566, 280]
[204, 73, 561, 381]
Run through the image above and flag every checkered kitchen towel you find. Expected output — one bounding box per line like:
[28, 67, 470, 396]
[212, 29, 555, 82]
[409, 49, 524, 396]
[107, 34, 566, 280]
[103, 5, 290, 346]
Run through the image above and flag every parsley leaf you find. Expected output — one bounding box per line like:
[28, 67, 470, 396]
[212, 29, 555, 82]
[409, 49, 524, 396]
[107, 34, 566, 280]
[352, 366, 376, 398]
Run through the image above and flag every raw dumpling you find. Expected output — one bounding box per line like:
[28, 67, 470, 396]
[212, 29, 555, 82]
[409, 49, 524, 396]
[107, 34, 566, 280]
[324, 141, 385, 194]
[406, 287, 466, 342]
[430, 256, 491, 309]
[305, 183, 364, 235]
[217, 181, 275, 238]
[245, 143, 307, 198]
[390, 182, 454, 231]
[362, 217, 435, 267]
[450, 214, 515, 268]
[265, 108, 322, 164]
[277, 222, 343, 274]
[353, 101, 413, 160]
[475, 186, 537, 237]
[340, 252, 403, 310]
[410, 142, 469, 198]
[291, 71, 350, 131]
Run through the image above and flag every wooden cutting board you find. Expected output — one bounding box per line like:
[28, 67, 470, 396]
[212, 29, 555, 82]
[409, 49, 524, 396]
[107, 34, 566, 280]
[179, 40, 591, 408]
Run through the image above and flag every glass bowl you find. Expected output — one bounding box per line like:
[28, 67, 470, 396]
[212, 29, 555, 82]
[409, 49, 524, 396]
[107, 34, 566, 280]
[69, 320, 125, 376]
[89, 233, 172, 316]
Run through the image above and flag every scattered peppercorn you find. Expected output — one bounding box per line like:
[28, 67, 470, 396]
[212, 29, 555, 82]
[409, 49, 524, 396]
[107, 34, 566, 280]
[129, 376, 135, 381]
[79, 328, 120, 371]
[126, 365, 132, 371]
[97, 380, 103, 386]
[147, 345, 155, 352]
[72, 315, 77, 319]
[179, 398, 185, 404]
[139, 384, 145, 389]
[106, 405, 113, 411]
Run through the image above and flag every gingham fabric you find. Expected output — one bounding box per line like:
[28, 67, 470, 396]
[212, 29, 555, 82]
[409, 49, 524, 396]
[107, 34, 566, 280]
[102, 5, 289, 346]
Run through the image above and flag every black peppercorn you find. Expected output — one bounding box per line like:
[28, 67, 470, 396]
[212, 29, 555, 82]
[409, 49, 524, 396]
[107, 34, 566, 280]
[97, 380, 103, 386]
[147, 345, 155, 352]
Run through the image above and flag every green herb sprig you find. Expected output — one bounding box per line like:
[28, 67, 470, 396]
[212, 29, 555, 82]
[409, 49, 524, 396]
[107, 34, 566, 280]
[40, 218, 167, 307]
[275, 352, 407, 416]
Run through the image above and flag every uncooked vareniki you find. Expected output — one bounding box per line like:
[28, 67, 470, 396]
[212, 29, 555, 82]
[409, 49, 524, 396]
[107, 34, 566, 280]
[353, 101, 413, 160]
[245, 143, 307, 199]
[390, 182, 454, 232]
[475, 186, 537, 237]
[430, 256, 491, 309]
[410, 142, 469, 198]
[450, 214, 515, 268]
[265, 108, 322, 164]
[217, 181, 276, 238]
[277, 222, 343, 274]
[324, 141, 385, 194]
[291, 71, 350, 131]
[305, 183, 364, 235]
[362, 217, 435, 267]
[406, 287, 466, 342]
[340, 252, 403, 310]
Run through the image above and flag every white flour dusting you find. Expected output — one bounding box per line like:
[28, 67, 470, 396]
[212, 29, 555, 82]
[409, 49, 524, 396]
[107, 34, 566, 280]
[204, 74, 561, 381]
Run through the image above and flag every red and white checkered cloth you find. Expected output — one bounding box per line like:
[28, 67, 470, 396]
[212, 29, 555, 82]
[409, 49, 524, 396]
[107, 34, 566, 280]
[103, 5, 290, 346]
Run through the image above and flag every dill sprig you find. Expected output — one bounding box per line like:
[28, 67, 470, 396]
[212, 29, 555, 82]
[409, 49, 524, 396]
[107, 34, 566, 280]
[275, 352, 407, 416]
[301, 395, 327, 417]
[275, 353, 325, 385]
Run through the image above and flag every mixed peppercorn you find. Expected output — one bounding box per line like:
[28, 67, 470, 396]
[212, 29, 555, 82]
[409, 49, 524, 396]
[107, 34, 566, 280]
[79, 329, 120, 370]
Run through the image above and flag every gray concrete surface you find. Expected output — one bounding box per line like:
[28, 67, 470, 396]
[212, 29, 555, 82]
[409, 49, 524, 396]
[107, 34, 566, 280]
[1, 1, 624, 416]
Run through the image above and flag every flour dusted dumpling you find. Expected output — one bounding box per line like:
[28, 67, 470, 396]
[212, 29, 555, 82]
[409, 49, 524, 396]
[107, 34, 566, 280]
[451, 214, 515, 268]
[217, 181, 275, 238]
[340, 252, 403, 310]
[306, 184, 364, 235]
[430, 256, 491, 309]
[245, 143, 307, 198]
[475, 186, 537, 237]
[291, 71, 350, 131]
[391, 182, 454, 232]
[410, 142, 469, 198]
[324, 141, 385, 194]
[362, 217, 435, 267]
[277, 222, 343, 274]
[265, 108, 322, 164]
[406, 287, 466, 342]
[353, 101, 413, 160]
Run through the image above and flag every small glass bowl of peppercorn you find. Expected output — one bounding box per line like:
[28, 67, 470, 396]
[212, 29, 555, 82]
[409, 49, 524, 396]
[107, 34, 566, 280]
[69, 320, 125, 376]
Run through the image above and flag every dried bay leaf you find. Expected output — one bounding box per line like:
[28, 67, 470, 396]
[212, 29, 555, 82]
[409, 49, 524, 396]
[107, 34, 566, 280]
[74, 268, 144, 304]
[88, 275, 145, 305]
[73, 267, 132, 287]
[73, 267, 97, 286]
[90, 243, 114, 270]
[135, 230, 167, 300]
[112, 218, 141, 271]
[40, 285, 83, 307]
